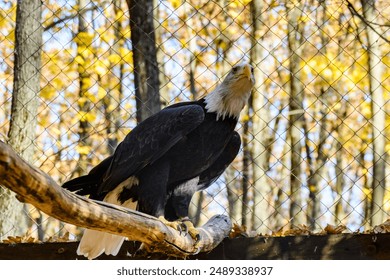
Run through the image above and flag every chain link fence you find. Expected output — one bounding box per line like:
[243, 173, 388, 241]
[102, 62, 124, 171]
[1, 0, 390, 242]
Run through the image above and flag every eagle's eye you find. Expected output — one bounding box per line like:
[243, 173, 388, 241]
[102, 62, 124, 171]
[231, 67, 238, 74]
[251, 67, 254, 74]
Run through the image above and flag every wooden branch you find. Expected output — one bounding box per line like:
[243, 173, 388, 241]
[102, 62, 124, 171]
[0, 140, 232, 257]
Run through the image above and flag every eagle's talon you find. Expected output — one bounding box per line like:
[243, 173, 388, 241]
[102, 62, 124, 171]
[159, 216, 200, 245]
[192, 233, 202, 254]
[158, 216, 182, 233]
[179, 222, 189, 237]
[182, 219, 201, 241]
[193, 245, 201, 255]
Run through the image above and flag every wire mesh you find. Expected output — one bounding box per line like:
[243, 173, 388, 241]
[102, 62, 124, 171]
[0, 0, 390, 242]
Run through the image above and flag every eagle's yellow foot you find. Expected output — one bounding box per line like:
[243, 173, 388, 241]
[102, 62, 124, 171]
[158, 216, 182, 231]
[181, 218, 201, 242]
[158, 216, 201, 244]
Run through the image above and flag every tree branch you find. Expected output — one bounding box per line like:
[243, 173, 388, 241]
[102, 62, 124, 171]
[43, 5, 101, 32]
[345, 0, 390, 44]
[0, 140, 232, 257]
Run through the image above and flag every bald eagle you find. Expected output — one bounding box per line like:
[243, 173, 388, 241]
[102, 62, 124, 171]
[62, 63, 255, 259]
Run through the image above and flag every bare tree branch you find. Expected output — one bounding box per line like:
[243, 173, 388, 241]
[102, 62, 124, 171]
[43, 5, 100, 32]
[345, 0, 390, 44]
[0, 140, 232, 257]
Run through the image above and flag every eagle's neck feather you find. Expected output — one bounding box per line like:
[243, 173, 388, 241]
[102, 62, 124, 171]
[204, 83, 250, 121]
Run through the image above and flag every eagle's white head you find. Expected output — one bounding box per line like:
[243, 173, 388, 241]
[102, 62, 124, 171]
[205, 63, 255, 120]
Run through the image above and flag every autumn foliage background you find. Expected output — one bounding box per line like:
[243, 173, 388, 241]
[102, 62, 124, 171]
[0, 0, 390, 241]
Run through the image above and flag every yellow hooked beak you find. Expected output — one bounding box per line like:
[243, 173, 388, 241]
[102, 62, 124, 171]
[243, 64, 252, 81]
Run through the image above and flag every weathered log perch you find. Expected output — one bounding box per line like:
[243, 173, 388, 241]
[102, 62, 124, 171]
[0, 140, 232, 257]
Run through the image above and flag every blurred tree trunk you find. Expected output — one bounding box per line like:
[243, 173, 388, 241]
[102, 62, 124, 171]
[226, 166, 241, 224]
[286, 0, 305, 227]
[361, 148, 371, 230]
[215, 0, 232, 80]
[241, 1, 253, 230]
[189, 191, 204, 227]
[361, 0, 386, 226]
[333, 107, 347, 225]
[331, 15, 349, 227]
[241, 104, 251, 228]
[186, 3, 200, 101]
[75, 0, 93, 175]
[0, 0, 42, 238]
[127, 0, 161, 123]
[104, 0, 125, 155]
[154, 0, 170, 107]
[186, 21, 202, 225]
[304, 1, 330, 230]
[270, 60, 288, 230]
[241, 0, 253, 228]
[249, 0, 273, 233]
[189, 45, 198, 101]
[304, 94, 327, 230]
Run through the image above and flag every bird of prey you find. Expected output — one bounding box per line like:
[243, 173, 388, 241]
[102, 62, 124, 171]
[62, 63, 255, 259]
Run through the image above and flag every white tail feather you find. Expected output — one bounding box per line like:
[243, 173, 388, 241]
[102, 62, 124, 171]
[77, 177, 138, 259]
[77, 229, 126, 259]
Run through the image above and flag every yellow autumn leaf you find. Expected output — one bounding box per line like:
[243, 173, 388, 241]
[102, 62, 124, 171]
[97, 87, 106, 99]
[241, 114, 250, 122]
[40, 86, 56, 99]
[229, 1, 238, 8]
[74, 31, 95, 46]
[299, 14, 310, 23]
[76, 145, 91, 155]
[302, 62, 311, 76]
[124, 103, 132, 110]
[331, 65, 343, 82]
[228, 9, 240, 19]
[84, 90, 97, 103]
[80, 77, 92, 91]
[51, 127, 61, 136]
[74, 55, 84, 65]
[6, 30, 14, 42]
[309, 185, 317, 193]
[323, 224, 346, 234]
[179, 38, 188, 48]
[115, 10, 124, 21]
[95, 61, 108, 76]
[316, 59, 328, 73]
[108, 53, 121, 65]
[84, 111, 97, 123]
[0, 11, 7, 29]
[78, 97, 87, 107]
[306, 58, 317, 70]
[241, 0, 252, 5]
[219, 21, 228, 31]
[360, 103, 371, 118]
[120, 47, 133, 64]
[169, 0, 182, 9]
[107, 104, 116, 112]
[79, 111, 96, 123]
[362, 186, 371, 198]
[321, 68, 333, 82]
[38, 117, 49, 128]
